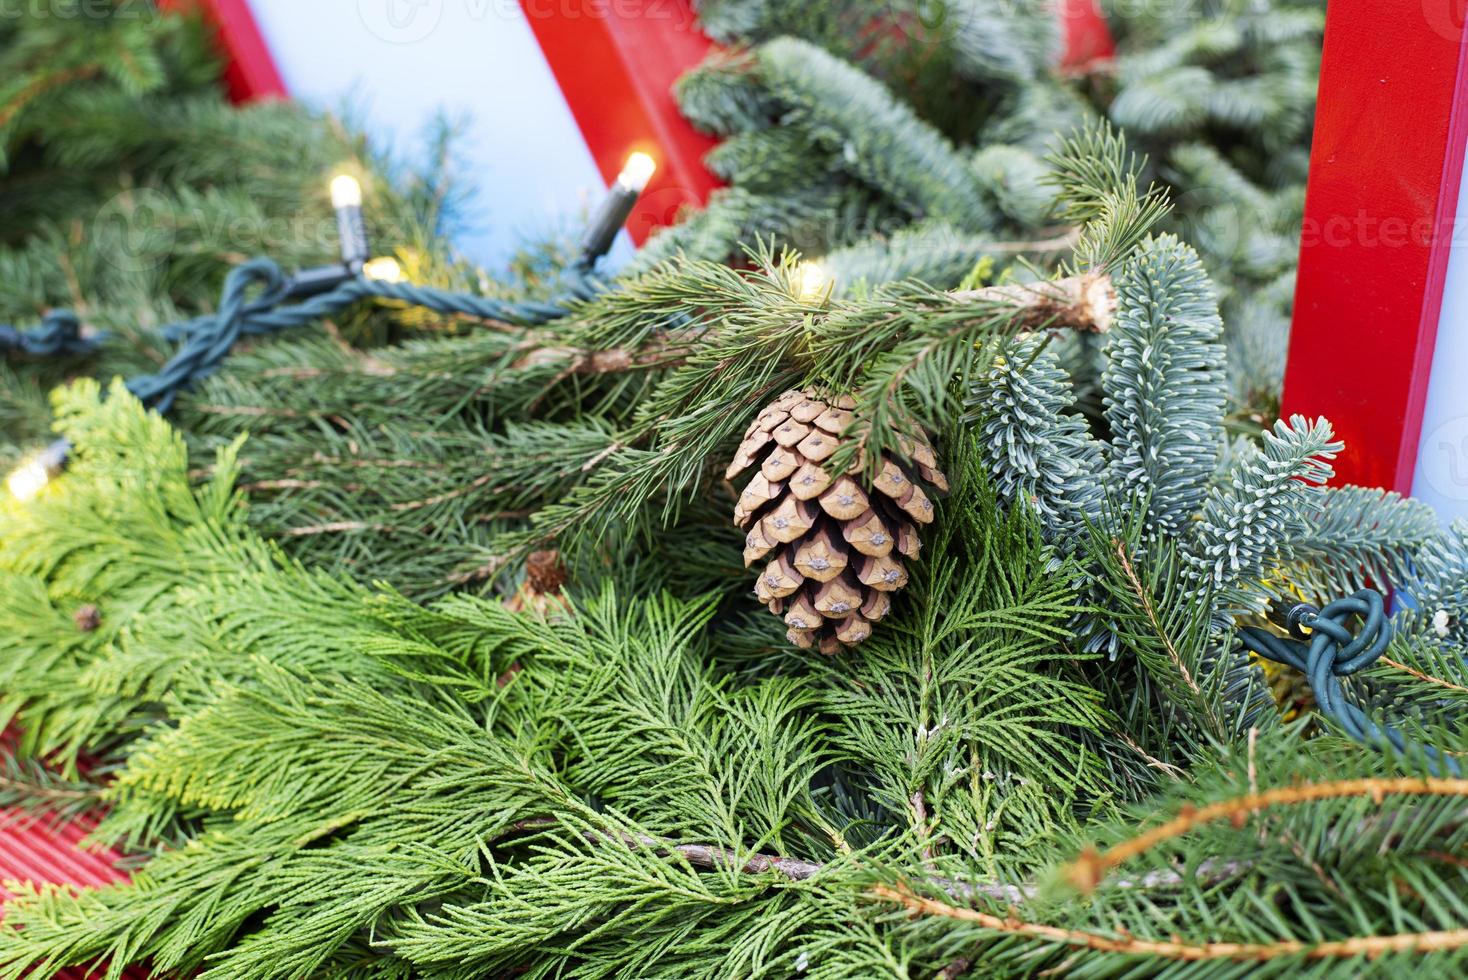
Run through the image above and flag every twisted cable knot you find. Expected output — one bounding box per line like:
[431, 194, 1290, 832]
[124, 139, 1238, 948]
[1240, 589, 1460, 776]
[122, 258, 596, 414]
[126, 258, 292, 413]
[1, 309, 103, 358]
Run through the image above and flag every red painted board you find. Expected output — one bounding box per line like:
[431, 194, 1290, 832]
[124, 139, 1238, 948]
[157, 0, 287, 103]
[1284, 2, 1468, 492]
[0, 800, 140, 977]
[520, 1, 722, 244]
[0, 811, 127, 902]
[1059, 0, 1116, 68]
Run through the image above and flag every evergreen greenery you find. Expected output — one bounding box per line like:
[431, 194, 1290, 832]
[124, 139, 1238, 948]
[665, 0, 1324, 419]
[0, 2, 558, 460]
[2, 4, 1466, 978]
[2, 114, 1466, 975]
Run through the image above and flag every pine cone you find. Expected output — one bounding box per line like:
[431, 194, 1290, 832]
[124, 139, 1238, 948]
[727, 389, 947, 654]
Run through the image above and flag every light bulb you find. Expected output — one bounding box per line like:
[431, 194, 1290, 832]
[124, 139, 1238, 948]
[617, 152, 657, 193]
[6, 459, 50, 503]
[330, 174, 363, 210]
[6, 439, 71, 502]
[363, 256, 405, 283]
[794, 261, 830, 300]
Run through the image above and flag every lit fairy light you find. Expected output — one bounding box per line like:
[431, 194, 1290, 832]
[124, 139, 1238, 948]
[363, 256, 405, 283]
[6, 440, 70, 502]
[329, 174, 363, 209]
[617, 151, 657, 193]
[794, 261, 830, 301]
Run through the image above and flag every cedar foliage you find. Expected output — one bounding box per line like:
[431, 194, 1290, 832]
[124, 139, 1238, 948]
[3, 382, 1465, 979]
[2, 4, 1467, 979]
[1, 127, 1466, 976]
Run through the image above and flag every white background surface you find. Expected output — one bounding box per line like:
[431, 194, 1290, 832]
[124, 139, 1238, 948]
[248, 0, 631, 270]
[1413, 153, 1468, 524]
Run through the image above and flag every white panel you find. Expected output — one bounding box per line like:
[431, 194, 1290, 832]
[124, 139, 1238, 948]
[247, 0, 630, 269]
[1413, 152, 1468, 524]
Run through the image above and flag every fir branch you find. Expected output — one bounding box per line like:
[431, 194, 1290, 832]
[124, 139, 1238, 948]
[1102, 234, 1228, 538]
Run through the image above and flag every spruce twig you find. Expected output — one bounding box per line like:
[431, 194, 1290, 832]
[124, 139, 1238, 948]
[872, 882, 1468, 962]
[1065, 777, 1468, 891]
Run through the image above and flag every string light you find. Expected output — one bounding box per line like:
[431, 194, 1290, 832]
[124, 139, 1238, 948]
[794, 260, 830, 301]
[6, 439, 71, 503]
[4, 153, 660, 501]
[579, 151, 658, 266]
[288, 174, 377, 298]
[331, 173, 369, 271]
[618, 152, 657, 194]
[329, 174, 363, 210]
[363, 256, 405, 283]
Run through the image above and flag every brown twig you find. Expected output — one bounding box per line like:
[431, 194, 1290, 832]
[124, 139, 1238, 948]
[498, 817, 1242, 907]
[282, 520, 393, 537]
[0, 65, 101, 128]
[952, 273, 1115, 334]
[507, 818, 828, 881]
[0, 775, 101, 804]
[1378, 657, 1468, 694]
[872, 882, 1468, 962]
[1065, 777, 1468, 892]
[1115, 730, 1184, 781]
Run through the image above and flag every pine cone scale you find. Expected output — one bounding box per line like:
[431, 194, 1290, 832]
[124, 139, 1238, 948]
[729, 388, 945, 653]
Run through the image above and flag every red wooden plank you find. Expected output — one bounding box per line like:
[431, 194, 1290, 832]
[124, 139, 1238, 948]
[1284, 2, 1468, 492]
[1059, 0, 1116, 68]
[0, 812, 127, 902]
[158, 0, 288, 103]
[520, 0, 722, 244]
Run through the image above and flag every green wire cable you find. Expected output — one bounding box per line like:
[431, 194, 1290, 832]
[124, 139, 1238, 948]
[1240, 590, 1461, 777]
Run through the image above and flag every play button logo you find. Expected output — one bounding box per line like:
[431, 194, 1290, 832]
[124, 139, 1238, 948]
[358, 0, 444, 44]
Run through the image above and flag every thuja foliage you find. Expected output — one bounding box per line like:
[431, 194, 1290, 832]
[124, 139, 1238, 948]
[662, 0, 1323, 416]
[2, 383, 1466, 979]
[1, 126, 1467, 976]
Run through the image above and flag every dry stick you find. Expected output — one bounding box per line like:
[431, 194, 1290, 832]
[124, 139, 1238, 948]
[282, 520, 392, 537]
[1378, 656, 1468, 694]
[504, 819, 1241, 908]
[864, 779, 1468, 963]
[523, 276, 1114, 380]
[951, 273, 1115, 334]
[0, 65, 101, 128]
[872, 883, 1468, 962]
[516, 274, 1115, 380]
[1066, 776, 1468, 892]
[1115, 729, 1185, 781]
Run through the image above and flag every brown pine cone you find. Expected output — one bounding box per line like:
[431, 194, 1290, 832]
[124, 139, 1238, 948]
[727, 389, 947, 654]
